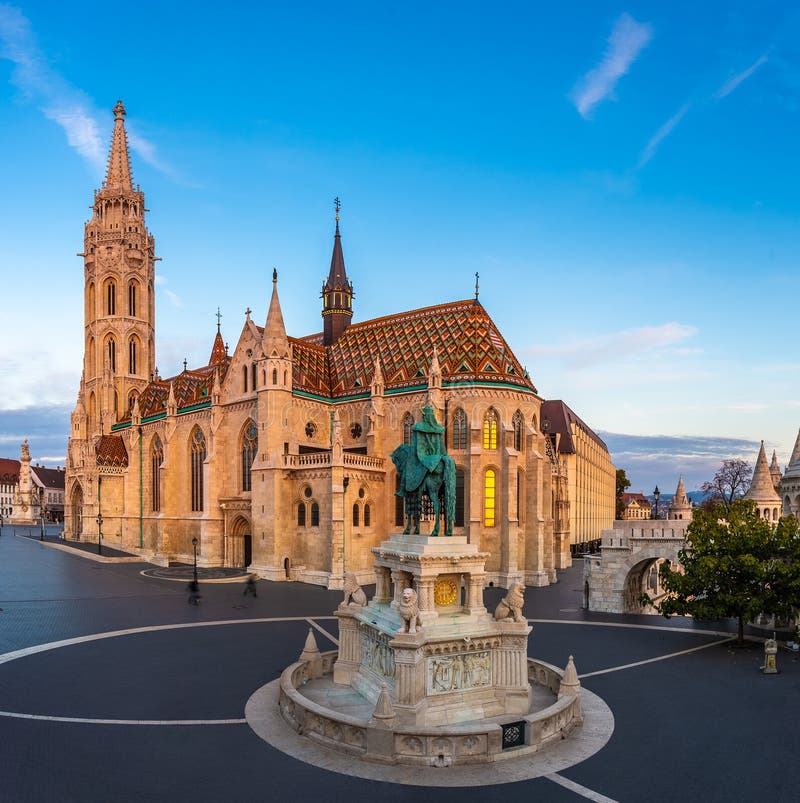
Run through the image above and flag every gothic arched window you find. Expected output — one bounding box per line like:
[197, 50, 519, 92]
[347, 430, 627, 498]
[190, 428, 206, 512]
[243, 365, 248, 392]
[106, 337, 116, 372]
[353, 503, 360, 527]
[241, 421, 258, 492]
[310, 501, 320, 527]
[484, 468, 496, 527]
[297, 502, 306, 527]
[151, 435, 163, 512]
[364, 503, 371, 527]
[482, 409, 498, 450]
[451, 408, 467, 450]
[455, 468, 465, 527]
[513, 410, 524, 452]
[105, 280, 116, 315]
[128, 281, 138, 317]
[128, 337, 138, 376]
[402, 413, 414, 446]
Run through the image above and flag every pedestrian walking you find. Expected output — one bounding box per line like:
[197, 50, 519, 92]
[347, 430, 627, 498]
[243, 573, 258, 598]
[187, 580, 201, 605]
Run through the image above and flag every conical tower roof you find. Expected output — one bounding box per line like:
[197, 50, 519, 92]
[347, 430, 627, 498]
[670, 475, 690, 509]
[784, 430, 800, 480]
[744, 441, 781, 503]
[209, 331, 227, 366]
[262, 269, 288, 354]
[104, 101, 133, 191]
[325, 218, 349, 291]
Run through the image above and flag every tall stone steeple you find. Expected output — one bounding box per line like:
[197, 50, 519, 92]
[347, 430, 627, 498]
[261, 269, 292, 391]
[744, 440, 781, 519]
[321, 198, 354, 346]
[79, 101, 157, 434]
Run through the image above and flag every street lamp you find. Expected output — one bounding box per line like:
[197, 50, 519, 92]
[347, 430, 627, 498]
[39, 486, 44, 540]
[96, 512, 103, 555]
[653, 486, 660, 520]
[192, 537, 199, 585]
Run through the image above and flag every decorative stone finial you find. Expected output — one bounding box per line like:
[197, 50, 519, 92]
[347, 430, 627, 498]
[272, 267, 277, 284]
[559, 655, 581, 697]
[299, 627, 323, 679]
[113, 100, 126, 120]
[370, 684, 396, 725]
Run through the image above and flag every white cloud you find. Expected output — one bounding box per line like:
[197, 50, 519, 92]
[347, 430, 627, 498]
[527, 322, 697, 368]
[638, 103, 690, 168]
[572, 12, 653, 118]
[715, 53, 769, 100]
[0, 4, 176, 179]
[163, 288, 184, 308]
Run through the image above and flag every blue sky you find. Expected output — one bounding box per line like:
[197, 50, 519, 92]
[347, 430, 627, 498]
[0, 1, 798, 493]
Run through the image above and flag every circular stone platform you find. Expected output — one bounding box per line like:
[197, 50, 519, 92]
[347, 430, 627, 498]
[140, 566, 250, 582]
[245, 678, 614, 786]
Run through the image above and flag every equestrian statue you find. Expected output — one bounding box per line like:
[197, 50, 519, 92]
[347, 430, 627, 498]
[391, 405, 456, 536]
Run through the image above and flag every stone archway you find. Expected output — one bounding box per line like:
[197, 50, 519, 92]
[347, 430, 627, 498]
[69, 483, 83, 539]
[226, 515, 251, 568]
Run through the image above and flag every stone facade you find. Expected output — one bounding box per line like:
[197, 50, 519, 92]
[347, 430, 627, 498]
[584, 519, 689, 613]
[621, 492, 651, 520]
[781, 430, 800, 517]
[64, 103, 580, 589]
[540, 400, 615, 548]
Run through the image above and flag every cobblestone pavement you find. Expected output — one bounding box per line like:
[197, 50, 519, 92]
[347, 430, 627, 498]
[1, 526, 798, 802]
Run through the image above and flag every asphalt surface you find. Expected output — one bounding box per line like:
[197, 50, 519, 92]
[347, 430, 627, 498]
[1, 526, 798, 802]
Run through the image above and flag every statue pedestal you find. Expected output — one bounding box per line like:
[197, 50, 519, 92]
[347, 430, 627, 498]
[334, 533, 532, 727]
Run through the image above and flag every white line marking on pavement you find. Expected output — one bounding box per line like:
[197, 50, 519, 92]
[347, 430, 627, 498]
[578, 636, 735, 679]
[306, 617, 339, 646]
[547, 772, 619, 802]
[0, 616, 336, 667]
[0, 711, 246, 726]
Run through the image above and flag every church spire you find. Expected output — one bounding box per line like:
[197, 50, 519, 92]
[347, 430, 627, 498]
[104, 101, 133, 191]
[321, 197, 354, 346]
[262, 268, 288, 354]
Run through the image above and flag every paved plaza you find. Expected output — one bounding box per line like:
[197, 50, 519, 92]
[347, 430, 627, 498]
[1, 527, 798, 802]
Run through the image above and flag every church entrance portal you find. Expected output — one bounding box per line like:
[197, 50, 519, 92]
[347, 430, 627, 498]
[70, 484, 83, 538]
[227, 516, 252, 568]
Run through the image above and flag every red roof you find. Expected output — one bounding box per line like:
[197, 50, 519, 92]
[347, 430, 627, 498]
[622, 492, 650, 506]
[0, 457, 20, 483]
[95, 436, 129, 467]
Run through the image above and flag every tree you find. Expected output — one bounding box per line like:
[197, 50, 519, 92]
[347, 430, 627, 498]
[700, 459, 752, 511]
[647, 500, 800, 644]
[615, 468, 631, 520]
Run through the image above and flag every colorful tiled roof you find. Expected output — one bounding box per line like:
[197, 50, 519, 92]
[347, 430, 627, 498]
[209, 330, 227, 366]
[95, 435, 129, 467]
[284, 299, 535, 399]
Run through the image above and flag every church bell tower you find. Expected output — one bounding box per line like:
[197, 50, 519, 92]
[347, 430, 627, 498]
[321, 198, 354, 346]
[80, 101, 157, 433]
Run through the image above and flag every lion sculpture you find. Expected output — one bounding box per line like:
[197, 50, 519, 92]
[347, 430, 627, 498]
[494, 583, 526, 623]
[342, 572, 367, 607]
[397, 587, 422, 635]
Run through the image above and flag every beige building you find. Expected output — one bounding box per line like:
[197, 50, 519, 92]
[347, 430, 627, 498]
[64, 103, 580, 589]
[620, 492, 651, 520]
[0, 458, 19, 519]
[540, 400, 615, 548]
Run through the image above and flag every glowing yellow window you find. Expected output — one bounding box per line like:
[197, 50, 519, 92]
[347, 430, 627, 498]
[484, 469, 496, 527]
[482, 410, 498, 449]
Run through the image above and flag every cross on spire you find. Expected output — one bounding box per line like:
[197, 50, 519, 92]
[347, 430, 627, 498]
[474, 272, 480, 300]
[334, 196, 341, 221]
[215, 307, 222, 333]
[245, 307, 252, 319]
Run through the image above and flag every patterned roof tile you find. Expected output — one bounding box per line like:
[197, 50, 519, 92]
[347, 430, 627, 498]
[95, 435, 129, 467]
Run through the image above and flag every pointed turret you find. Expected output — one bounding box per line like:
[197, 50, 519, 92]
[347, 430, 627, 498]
[744, 441, 781, 509]
[668, 475, 692, 521]
[167, 382, 177, 416]
[209, 327, 227, 367]
[104, 101, 133, 191]
[262, 269, 288, 354]
[321, 198, 354, 346]
[784, 430, 800, 480]
[428, 347, 441, 388]
[370, 357, 384, 397]
[769, 450, 782, 491]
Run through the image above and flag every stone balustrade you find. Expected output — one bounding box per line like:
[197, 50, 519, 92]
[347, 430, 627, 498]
[279, 652, 582, 766]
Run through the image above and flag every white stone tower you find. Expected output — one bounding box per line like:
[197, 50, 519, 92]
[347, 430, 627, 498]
[780, 430, 800, 517]
[668, 475, 692, 521]
[744, 441, 782, 522]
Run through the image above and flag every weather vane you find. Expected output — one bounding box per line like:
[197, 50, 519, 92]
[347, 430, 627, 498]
[215, 306, 222, 333]
[334, 196, 341, 221]
[474, 272, 480, 300]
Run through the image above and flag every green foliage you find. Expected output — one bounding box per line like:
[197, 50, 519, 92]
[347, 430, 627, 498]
[648, 500, 800, 643]
[615, 468, 631, 520]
